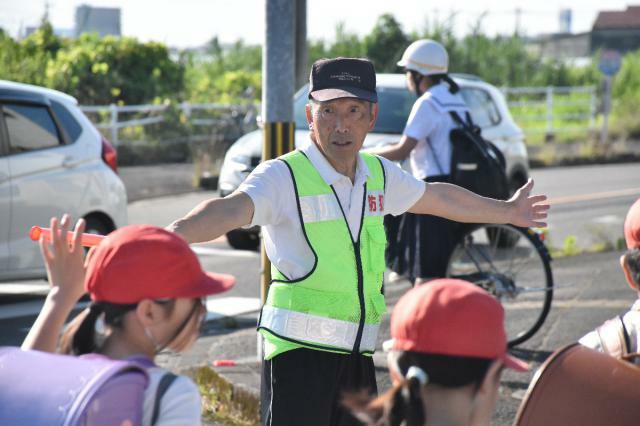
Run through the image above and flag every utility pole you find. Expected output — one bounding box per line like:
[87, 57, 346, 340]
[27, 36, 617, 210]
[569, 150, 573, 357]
[514, 7, 522, 36]
[260, 0, 296, 356]
[295, 0, 308, 90]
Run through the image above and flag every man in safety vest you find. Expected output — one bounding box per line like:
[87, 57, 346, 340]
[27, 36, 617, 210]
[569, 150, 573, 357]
[168, 57, 549, 426]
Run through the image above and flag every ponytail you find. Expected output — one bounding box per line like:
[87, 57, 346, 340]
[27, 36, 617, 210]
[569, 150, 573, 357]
[410, 72, 460, 96]
[342, 373, 425, 426]
[59, 302, 138, 355]
[388, 375, 426, 426]
[343, 351, 493, 425]
[442, 75, 460, 94]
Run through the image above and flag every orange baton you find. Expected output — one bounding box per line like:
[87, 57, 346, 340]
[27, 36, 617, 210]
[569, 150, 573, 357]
[29, 226, 105, 247]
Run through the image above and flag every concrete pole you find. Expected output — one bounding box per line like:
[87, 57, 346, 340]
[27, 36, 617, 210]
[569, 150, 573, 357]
[600, 76, 611, 146]
[295, 0, 308, 90]
[260, 0, 296, 357]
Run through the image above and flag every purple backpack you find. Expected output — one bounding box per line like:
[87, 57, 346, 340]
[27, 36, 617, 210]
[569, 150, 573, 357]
[0, 347, 149, 426]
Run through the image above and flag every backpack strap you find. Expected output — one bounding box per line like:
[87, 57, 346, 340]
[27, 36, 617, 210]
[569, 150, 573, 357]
[596, 315, 631, 359]
[151, 372, 178, 425]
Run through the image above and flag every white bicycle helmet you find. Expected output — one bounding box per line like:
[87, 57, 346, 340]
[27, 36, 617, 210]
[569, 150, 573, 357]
[397, 39, 448, 76]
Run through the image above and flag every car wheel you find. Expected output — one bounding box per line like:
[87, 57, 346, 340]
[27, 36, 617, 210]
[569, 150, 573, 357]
[226, 229, 260, 251]
[84, 216, 112, 236]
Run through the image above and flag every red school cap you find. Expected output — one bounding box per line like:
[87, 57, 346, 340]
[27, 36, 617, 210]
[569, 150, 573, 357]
[390, 279, 528, 372]
[85, 225, 235, 304]
[624, 198, 640, 249]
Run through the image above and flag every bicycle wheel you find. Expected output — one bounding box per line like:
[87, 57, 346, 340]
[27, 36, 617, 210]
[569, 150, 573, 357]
[446, 224, 553, 346]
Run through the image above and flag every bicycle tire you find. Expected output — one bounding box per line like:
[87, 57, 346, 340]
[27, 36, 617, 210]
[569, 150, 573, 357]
[446, 224, 553, 347]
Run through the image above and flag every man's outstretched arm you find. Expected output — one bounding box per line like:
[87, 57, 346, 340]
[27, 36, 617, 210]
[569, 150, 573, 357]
[167, 192, 254, 244]
[408, 179, 549, 228]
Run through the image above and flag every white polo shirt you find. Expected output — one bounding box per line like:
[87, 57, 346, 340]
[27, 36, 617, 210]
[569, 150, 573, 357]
[238, 139, 425, 279]
[403, 83, 469, 180]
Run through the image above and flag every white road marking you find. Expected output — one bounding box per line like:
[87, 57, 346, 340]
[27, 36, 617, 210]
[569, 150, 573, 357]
[0, 283, 50, 295]
[0, 296, 261, 322]
[503, 299, 632, 310]
[548, 187, 640, 206]
[592, 214, 622, 224]
[205, 297, 261, 320]
[192, 246, 259, 258]
[0, 300, 89, 320]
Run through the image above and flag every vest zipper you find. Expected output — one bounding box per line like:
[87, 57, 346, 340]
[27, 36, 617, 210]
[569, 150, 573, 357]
[352, 239, 366, 354]
[329, 183, 368, 354]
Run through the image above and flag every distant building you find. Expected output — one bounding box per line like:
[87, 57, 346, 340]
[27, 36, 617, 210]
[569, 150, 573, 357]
[527, 32, 591, 61]
[526, 5, 640, 63]
[74, 4, 121, 37]
[24, 26, 74, 38]
[592, 5, 640, 53]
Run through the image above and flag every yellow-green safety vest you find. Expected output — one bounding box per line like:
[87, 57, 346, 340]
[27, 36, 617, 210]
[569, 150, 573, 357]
[258, 150, 388, 359]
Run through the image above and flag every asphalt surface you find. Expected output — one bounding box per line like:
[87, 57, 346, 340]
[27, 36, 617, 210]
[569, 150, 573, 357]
[1, 162, 639, 425]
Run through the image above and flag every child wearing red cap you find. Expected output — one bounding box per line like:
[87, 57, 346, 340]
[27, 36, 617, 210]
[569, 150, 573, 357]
[579, 198, 640, 359]
[344, 279, 528, 426]
[22, 215, 235, 426]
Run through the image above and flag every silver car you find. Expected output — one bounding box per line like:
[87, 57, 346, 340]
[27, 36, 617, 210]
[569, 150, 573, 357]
[219, 73, 529, 250]
[0, 80, 128, 281]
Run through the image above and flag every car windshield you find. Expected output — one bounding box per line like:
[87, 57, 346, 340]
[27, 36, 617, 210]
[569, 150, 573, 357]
[294, 85, 415, 134]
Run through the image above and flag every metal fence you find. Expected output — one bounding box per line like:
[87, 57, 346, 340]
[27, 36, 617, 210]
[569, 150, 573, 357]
[79, 85, 598, 148]
[80, 102, 258, 146]
[501, 86, 596, 140]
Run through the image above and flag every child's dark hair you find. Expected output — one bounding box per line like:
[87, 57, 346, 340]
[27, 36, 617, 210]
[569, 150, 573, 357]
[59, 300, 175, 355]
[343, 351, 492, 426]
[626, 248, 640, 286]
[408, 71, 460, 97]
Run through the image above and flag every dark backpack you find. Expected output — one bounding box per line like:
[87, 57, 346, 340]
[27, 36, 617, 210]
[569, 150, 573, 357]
[447, 111, 510, 200]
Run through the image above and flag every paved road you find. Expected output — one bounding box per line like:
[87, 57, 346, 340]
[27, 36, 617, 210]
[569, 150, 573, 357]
[0, 162, 638, 424]
[1, 162, 638, 339]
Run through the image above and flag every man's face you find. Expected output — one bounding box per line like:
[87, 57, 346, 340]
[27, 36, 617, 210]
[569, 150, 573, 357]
[305, 98, 378, 166]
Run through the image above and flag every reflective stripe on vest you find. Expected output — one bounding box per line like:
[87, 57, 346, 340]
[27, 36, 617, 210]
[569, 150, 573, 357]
[258, 150, 387, 354]
[260, 305, 379, 352]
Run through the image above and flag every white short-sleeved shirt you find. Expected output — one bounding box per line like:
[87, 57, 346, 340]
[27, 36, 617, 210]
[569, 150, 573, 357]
[579, 299, 640, 362]
[238, 140, 425, 280]
[142, 367, 201, 426]
[403, 83, 469, 180]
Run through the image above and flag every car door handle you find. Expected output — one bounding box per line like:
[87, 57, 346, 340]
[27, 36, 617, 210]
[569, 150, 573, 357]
[62, 156, 77, 168]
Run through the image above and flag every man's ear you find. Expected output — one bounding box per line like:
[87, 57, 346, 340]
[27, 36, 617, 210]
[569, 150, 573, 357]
[620, 253, 639, 291]
[306, 103, 313, 127]
[368, 103, 379, 131]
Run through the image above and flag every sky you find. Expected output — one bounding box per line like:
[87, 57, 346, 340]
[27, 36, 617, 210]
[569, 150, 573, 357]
[0, 0, 634, 48]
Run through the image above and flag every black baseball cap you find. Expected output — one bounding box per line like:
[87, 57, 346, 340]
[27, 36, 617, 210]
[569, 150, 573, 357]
[309, 58, 378, 103]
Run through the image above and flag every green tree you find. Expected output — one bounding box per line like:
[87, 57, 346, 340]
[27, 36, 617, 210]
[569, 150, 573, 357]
[364, 14, 410, 72]
[46, 34, 184, 105]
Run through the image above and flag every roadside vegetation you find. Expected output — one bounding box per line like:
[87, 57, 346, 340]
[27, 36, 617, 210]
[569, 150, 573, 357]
[2, 13, 639, 155]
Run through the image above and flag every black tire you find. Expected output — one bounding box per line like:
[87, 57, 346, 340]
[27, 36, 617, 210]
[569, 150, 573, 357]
[82, 216, 113, 256]
[226, 229, 260, 251]
[447, 224, 553, 347]
[84, 216, 112, 235]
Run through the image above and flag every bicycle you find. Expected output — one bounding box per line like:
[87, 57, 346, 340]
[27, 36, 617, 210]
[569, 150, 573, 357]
[446, 224, 553, 347]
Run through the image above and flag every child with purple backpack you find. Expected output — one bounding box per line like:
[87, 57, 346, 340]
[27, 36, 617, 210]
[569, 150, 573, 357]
[16, 215, 235, 425]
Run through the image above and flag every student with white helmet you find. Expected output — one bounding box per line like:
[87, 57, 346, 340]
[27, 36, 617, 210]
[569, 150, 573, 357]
[374, 39, 470, 285]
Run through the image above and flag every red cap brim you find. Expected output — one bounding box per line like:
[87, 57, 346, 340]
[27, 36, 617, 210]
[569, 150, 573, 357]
[502, 353, 530, 372]
[193, 271, 236, 297]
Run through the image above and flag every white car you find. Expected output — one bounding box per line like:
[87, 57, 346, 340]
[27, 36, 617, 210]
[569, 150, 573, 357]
[0, 80, 127, 281]
[219, 73, 529, 250]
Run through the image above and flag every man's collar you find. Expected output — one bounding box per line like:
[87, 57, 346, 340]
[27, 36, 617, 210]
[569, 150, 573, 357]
[301, 138, 371, 186]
